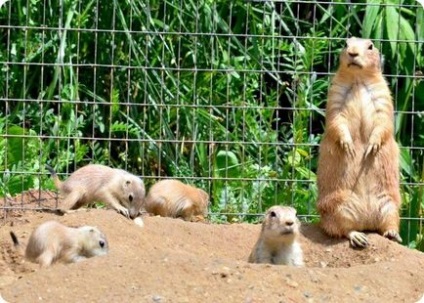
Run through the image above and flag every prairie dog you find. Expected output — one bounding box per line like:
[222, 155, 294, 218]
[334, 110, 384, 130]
[47, 164, 146, 219]
[316, 37, 402, 248]
[248, 206, 304, 266]
[10, 221, 108, 267]
[144, 179, 209, 221]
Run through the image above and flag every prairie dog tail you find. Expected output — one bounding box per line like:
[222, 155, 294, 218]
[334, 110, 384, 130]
[46, 164, 62, 189]
[9, 231, 26, 256]
[10, 231, 19, 246]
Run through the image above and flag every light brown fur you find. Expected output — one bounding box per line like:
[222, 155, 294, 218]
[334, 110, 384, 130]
[248, 206, 304, 266]
[47, 164, 146, 219]
[10, 221, 108, 267]
[144, 179, 209, 221]
[316, 37, 402, 248]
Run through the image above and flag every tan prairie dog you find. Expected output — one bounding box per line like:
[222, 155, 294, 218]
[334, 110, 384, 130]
[10, 220, 109, 267]
[144, 179, 209, 221]
[47, 164, 146, 219]
[248, 206, 304, 266]
[316, 37, 402, 248]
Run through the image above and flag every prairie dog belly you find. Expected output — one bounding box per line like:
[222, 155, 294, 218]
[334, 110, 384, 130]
[346, 84, 376, 145]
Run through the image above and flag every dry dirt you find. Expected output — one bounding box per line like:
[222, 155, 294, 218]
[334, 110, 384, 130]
[1, 191, 424, 303]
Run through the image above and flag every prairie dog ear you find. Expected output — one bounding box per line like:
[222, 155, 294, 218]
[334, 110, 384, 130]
[198, 189, 209, 204]
[124, 179, 132, 187]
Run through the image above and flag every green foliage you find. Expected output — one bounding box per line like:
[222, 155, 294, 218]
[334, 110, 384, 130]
[0, 1, 423, 249]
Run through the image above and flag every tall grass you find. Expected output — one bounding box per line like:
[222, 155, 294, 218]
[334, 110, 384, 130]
[0, 0, 423, 248]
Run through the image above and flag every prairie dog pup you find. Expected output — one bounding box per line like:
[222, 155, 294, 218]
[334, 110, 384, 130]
[10, 221, 108, 267]
[47, 164, 146, 219]
[316, 37, 402, 248]
[248, 206, 304, 266]
[144, 179, 209, 221]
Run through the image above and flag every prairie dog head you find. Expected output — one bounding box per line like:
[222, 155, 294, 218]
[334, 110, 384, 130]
[339, 37, 381, 73]
[120, 176, 146, 219]
[78, 226, 109, 257]
[197, 188, 210, 215]
[261, 206, 300, 244]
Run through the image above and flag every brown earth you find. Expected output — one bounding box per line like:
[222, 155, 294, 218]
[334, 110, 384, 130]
[0, 191, 424, 303]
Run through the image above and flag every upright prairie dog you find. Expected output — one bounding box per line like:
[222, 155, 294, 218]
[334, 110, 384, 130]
[316, 37, 402, 248]
[248, 206, 304, 266]
[10, 220, 108, 267]
[144, 179, 209, 221]
[47, 164, 146, 219]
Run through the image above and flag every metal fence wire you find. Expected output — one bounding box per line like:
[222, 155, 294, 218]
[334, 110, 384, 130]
[0, 1, 423, 247]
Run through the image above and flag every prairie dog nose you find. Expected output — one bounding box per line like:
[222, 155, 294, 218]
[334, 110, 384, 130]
[348, 51, 359, 57]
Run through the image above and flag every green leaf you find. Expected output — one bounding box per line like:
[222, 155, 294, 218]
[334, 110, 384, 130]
[399, 147, 414, 177]
[214, 150, 240, 178]
[399, 15, 416, 56]
[6, 125, 26, 165]
[362, 0, 381, 38]
[384, 6, 400, 57]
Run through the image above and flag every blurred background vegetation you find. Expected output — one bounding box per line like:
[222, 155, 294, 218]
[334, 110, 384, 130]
[0, 0, 423, 250]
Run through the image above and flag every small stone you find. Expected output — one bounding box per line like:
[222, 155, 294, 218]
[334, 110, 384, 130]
[133, 217, 144, 227]
[354, 285, 366, 292]
[319, 261, 327, 268]
[285, 278, 298, 288]
[152, 295, 163, 302]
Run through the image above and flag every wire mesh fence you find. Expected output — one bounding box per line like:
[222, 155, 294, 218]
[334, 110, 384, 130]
[0, 1, 423, 247]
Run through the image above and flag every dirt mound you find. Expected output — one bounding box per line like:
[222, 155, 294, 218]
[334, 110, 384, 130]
[0, 209, 423, 302]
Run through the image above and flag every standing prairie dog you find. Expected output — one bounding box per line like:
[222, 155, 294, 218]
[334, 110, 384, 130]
[144, 179, 209, 221]
[248, 206, 304, 266]
[316, 37, 402, 248]
[47, 164, 146, 219]
[10, 221, 108, 267]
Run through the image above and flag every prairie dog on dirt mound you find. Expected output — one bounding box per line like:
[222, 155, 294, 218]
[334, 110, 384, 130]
[47, 164, 146, 219]
[248, 206, 304, 266]
[316, 37, 402, 248]
[144, 179, 209, 221]
[10, 221, 108, 267]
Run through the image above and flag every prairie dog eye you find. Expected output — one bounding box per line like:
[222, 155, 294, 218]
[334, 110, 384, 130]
[269, 211, 277, 218]
[128, 194, 134, 202]
[368, 44, 373, 50]
[99, 240, 105, 248]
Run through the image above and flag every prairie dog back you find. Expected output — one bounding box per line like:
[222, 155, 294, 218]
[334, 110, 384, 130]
[47, 164, 146, 219]
[15, 220, 108, 267]
[248, 206, 304, 266]
[145, 179, 209, 221]
[316, 37, 401, 248]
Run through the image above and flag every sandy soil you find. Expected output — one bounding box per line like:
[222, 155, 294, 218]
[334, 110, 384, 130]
[1, 191, 424, 303]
